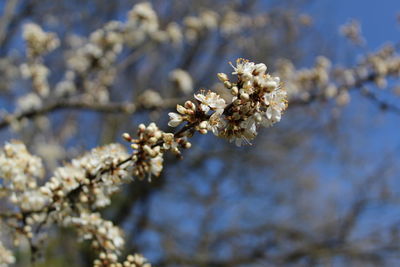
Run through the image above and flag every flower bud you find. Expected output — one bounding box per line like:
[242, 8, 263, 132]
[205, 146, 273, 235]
[122, 133, 131, 141]
[199, 129, 208, 134]
[217, 72, 229, 82]
[254, 63, 267, 75]
[199, 121, 208, 129]
[240, 92, 249, 101]
[223, 81, 232, 89]
[231, 86, 239, 95]
[176, 104, 186, 114]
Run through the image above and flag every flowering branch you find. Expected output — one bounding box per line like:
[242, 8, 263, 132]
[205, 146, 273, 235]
[0, 57, 287, 266]
[0, 96, 185, 131]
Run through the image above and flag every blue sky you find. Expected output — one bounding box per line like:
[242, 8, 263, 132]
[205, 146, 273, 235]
[311, 0, 399, 50]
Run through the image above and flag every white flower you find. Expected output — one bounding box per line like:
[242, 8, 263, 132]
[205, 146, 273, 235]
[230, 58, 255, 78]
[162, 133, 178, 150]
[254, 63, 267, 75]
[168, 112, 183, 127]
[266, 106, 282, 122]
[207, 111, 224, 136]
[194, 91, 226, 113]
[150, 154, 163, 177]
[263, 90, 287, 109]
[263, 89, 287, 124]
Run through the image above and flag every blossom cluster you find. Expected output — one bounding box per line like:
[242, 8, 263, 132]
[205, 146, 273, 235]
[169, 59, 288, 146]
[18, 24, 59, 99]
[64, 213, 125, 264]
[0, 141, 45, 211]
[22, 23, 59, 59]
[0, 143, 134, 263]
[275, 56, 335, 101]
[340, 19, 365, 45]
[123, 123, 191, 180]
[275, 44, 400, 106]
[39, 143, 130, 212]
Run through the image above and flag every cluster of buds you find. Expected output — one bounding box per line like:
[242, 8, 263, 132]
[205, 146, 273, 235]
[275, 56, 334, 101]
[20, 63, 50, 97]
[69, 21, 124, 74]
[275, 43, 400, 107]
[125, 2, 159, 44]
[168, 59, 288, 146]
[20, 24, 58, 97]
[168, 91, 226, 135]
[360, 44, 400, 87]
[39, 144, 130, 212]
[22, 23, 59, 58]
[0, 141, 47, 212]
[340, 19, 365, 46]
[123, 123, 191, 180]
[64, 213, 125, 264]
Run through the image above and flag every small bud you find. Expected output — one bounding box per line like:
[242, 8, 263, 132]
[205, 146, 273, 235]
[149, 137, 158, 144]
[172, 147, 180, 154]
[217, 72, 229, 82]
[240, 93, 249, 101]
[130, 143, 139, 150]
[154, 130, 162, 139]
[80, 195, 88, 203]
[199, 121, 208, 129]
[138, 124, 146, 131]
[254, 63, 267, 75]
[176, 104, 186, 114]
[231, 86, 239, 96]
[122, 133, 131, 141]
[184, 101, 196, 110]
[233, 99, 241, 106]
[199, 129, 208, 134]
[223, 81, 232, 89]
[143, 145, 152, 154]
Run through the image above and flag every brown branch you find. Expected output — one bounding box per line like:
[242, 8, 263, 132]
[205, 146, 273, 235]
[0, 0, 20, 46]
[0, 97, 185, 131]
[290, 72, 400, 115]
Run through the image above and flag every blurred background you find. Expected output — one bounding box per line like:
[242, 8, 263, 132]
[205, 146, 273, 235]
[1, 0, 400, 266]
